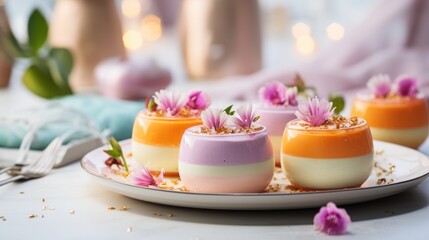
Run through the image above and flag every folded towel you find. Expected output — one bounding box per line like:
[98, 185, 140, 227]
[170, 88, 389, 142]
[0, 94, 143, 150]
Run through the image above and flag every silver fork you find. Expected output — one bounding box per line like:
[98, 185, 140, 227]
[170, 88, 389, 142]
[0, 137, 62, 186]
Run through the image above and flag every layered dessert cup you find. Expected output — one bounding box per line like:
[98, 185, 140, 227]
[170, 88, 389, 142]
[132, 90, 211, 176]
[281, 97, 374, 190]
[257, 82, 299, 166]
[178, 105, 275, 193]
[351, 74, 428, 148]
[258, 106, 297, 166]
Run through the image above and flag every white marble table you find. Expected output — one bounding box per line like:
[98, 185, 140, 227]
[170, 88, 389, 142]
[1, 89, 429, 240]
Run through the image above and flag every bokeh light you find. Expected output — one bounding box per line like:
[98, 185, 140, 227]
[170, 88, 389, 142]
[295, 35, 316, 55]
[121, 0, 141, 19]
[291, 22, 311, 39]
[326, 22, 345, 41]
[123, 30, 143, 50]
[140, 14, 162, 41]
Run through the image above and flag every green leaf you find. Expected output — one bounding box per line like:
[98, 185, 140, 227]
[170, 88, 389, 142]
[22, 62, 70, 99]
[106, 136, 129, 172]
[104, 149, 121, 158]
[147, 98, 157, 111]
[109, 137, 123, 155]
[47, 48, 73, 92]
[223, 105, 235, 116]
[28, 9, 48, 53]
[328, 93, 345, 115]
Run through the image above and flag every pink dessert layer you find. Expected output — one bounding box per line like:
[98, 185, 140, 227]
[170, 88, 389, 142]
[257, 106, 297, 136]
[180, 169, 273, 193]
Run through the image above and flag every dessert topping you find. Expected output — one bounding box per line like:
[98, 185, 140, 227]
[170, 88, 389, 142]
[199, 104, 262, 134]
[367, 74, 419, 98]
[146, 89, 211, 117]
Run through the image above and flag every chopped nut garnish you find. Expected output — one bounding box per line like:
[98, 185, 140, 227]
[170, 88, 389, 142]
[171, 179, 179, 185]
[107, 206, 116, 210]
[177, 186, 189, 192]
[275, 168, 282, 174]
[375, 150, 385, 156]
[29, 214, 37, 219]
[273, 177, 278, 181]
[265, 184, 281, 192]
[69, 210, 75, 214]
[284, 185, 304, 192]
[377, 178, 387, 185]
[119, 206, 127, 211]
[127, 227, 132, 233]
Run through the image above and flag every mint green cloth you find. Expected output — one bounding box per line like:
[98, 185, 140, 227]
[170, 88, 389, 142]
[0, 95, 143, 150]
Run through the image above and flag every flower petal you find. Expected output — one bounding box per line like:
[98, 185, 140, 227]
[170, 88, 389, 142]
[295, 97, 333, 126]
[314, 202, 351, 235]
[258, 81, 287, 106]
[367, 74, 391, 98]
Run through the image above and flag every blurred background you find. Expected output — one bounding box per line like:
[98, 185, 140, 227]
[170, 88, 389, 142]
[1, 0, 379, 99]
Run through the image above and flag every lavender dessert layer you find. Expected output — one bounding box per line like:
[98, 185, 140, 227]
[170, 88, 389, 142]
[179, 126, 274, 166]
[257, 106, 297, 135]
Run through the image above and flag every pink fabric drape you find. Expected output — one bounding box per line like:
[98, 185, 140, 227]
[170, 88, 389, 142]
[208, 0, 429, 100]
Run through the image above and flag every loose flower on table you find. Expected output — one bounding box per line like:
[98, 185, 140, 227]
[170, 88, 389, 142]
[314, 202, 351, 235]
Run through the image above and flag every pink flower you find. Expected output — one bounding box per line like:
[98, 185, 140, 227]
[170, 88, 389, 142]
[201, 108, 229, 131]
[232, 104, 257, 129]
[133, 165, 164, 187]
[314, 202, 351, 235]
[296, 97, 334, 126]
[367, 74, 391, 98]
[153, 90, 188, 116]
[286, 86, 298, 106]
[393, 75, 419, 98]
[187, 90, 212, 110]
[258, 81, 287, 106]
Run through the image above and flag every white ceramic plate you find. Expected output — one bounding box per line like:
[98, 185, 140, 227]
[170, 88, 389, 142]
[81, 140, 429, 210]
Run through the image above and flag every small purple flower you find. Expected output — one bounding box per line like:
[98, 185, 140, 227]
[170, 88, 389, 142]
[187, 90, 212, 110]
[201, 108, 229, 131]
[314, 202, 351, 235]
[133, 165, 164, 187]
[393, 75, 419, 98]
[367, 74, 391, 98]
[296, 97, 334, 126]
[258, 81, 287, 106]
[153, 90, 188, 116]
[286, 86, 298, 106]
[232, 104, 257, 129]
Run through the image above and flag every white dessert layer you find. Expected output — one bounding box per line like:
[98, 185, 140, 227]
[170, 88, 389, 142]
[270, 136, 282, 165]
[132, 140, 179, 173]
[370, 126, 428, 149]
[179, 158, 274, 177]
[281, 153, 373, 189]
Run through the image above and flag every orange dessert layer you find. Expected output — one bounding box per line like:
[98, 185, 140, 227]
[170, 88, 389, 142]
[351, 98, 428, 129]
[132, 112, 202, 147]
[282, 122, 373, 158]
